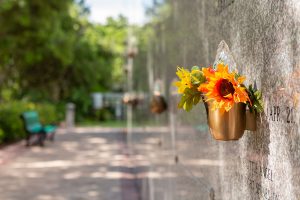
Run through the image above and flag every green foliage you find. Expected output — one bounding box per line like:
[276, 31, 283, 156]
[0, 129, 4, 143]
[178, 87, 203, 112]
[0, 101, 61, 143]
[246, 84, 263, 114]
[96, 108, 115, 121]
[0, 1, 129, 122]
[0, 102, 29, 142]
[191, 66, 206, 85]
[78, 108, 115, 125]
[78, 120, 126, 127]
[176, 66, 206, 111]
[133, 24, 154, 91]
[101, 16, 128, 89]
[35, 104, 61, 124]
[0, 0, 75, 95]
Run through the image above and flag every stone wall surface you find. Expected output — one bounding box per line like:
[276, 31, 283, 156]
[132, 0, 300, 199]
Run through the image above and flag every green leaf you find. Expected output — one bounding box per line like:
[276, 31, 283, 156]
[184, 96, 193, 111]
[191, 70, 206, 85]
[191, 66, 200, 71]
[178, 95, 188, 108]
[177, 87, 203, 111]
[234, 73, 241, 80]
[246, 85, 263, 114]
[193, 95, 201, 105]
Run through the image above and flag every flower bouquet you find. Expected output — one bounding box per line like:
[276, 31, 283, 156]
[174, 63, 263, 140]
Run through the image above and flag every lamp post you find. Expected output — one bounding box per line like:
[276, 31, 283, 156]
[125, 33, 138, 150]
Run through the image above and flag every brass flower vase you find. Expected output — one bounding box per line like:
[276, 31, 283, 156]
[206, 102, 246, 141]
[245, 110, 256, 131]
[150, 95, 168, 114]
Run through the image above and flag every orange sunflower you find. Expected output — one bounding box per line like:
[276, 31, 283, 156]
[198, 63, 250, 112]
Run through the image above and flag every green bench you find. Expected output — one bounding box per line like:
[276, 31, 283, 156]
[21, 111, 56, 146]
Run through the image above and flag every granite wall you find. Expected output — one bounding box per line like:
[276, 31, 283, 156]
[132, 0, 300, 199]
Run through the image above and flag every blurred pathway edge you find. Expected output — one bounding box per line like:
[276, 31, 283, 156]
[0, 127, 144, 200]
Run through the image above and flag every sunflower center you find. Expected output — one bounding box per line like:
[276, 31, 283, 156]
[218, 79, 235, 98]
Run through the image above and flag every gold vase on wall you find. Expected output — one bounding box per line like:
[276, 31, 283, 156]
[207, 102, 246, 141]
[150, 95, 168, 114]
[245, 110, 256, 131]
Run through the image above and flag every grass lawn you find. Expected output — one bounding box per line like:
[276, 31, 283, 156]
[77, 119, 164, 128]
[78, 120, 126, 127]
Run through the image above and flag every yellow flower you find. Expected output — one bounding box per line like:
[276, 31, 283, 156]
[174, 67, 192, 93]
[199, 63, 250, 112]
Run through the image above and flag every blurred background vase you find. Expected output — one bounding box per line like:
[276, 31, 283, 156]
[150, 95, 167, 114]
[122, 93, 140, 107]
[207, 102, 246, 141]
[150, 79, 168, 114]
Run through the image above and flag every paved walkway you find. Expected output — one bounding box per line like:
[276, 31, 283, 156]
[0, 127, 141, 200]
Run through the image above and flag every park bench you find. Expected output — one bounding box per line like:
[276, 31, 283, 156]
[21, 111, 56, 146]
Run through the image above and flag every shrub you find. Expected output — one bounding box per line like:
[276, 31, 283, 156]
[35, 104, 60, 124]
[0, 101, 61, 144]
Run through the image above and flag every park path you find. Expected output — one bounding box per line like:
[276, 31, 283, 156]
[0, 127, 141, 200]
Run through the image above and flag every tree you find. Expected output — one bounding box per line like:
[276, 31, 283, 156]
[0, 0, 75, 100]
[0, 0, 130, 119]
